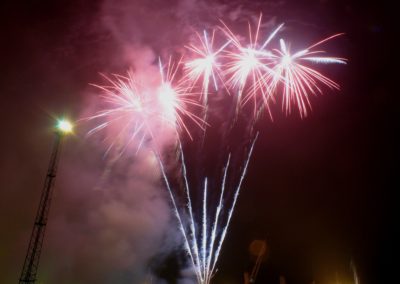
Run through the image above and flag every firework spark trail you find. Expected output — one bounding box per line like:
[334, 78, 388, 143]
[154, 151, 201, 283]
[210, 133, 258, 275]
[267, 34, 347, 117]
[205, 154, 231, 283]
[179, 143, 202, 279]
[202, 178, 208, 279]
[157, 135, 258, 284]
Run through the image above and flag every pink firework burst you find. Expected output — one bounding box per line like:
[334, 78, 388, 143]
[87, 72, 155, 154]
[184, 30, 231, 105]
[158, 57, 205, 139]
[220, 14, 284, 114]
[87, 58, 204, 155]
[268, 34, 347, 117]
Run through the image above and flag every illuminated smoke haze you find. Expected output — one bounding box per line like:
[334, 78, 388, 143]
[1, 1, 284, 283]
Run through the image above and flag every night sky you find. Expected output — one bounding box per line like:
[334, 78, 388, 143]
[0, 0, 395, 283]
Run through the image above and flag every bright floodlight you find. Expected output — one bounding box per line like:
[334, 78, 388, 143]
[56, 119, 73, 134]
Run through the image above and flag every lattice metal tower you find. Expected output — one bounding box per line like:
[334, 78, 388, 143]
[19, 119, 73, 283]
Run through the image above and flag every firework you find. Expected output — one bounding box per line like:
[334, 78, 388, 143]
[87, 59, 204, 154]
[154, 22, 344, 282]
[87, 72, 154, 154]
[86, 13, 346, 284]
[157, 135, 258, 283]
[220, 14, 284, 115]
[184, 30, 231, 106]
[158, 57, 206, 138]
[267, 34, 347, 117]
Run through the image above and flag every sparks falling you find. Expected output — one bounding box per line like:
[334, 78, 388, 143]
[157, 135, 258, 284]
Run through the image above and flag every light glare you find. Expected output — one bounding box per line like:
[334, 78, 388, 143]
[57, 119, 73, 134]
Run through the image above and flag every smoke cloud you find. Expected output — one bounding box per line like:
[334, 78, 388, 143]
[40, 142, 181, 283]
